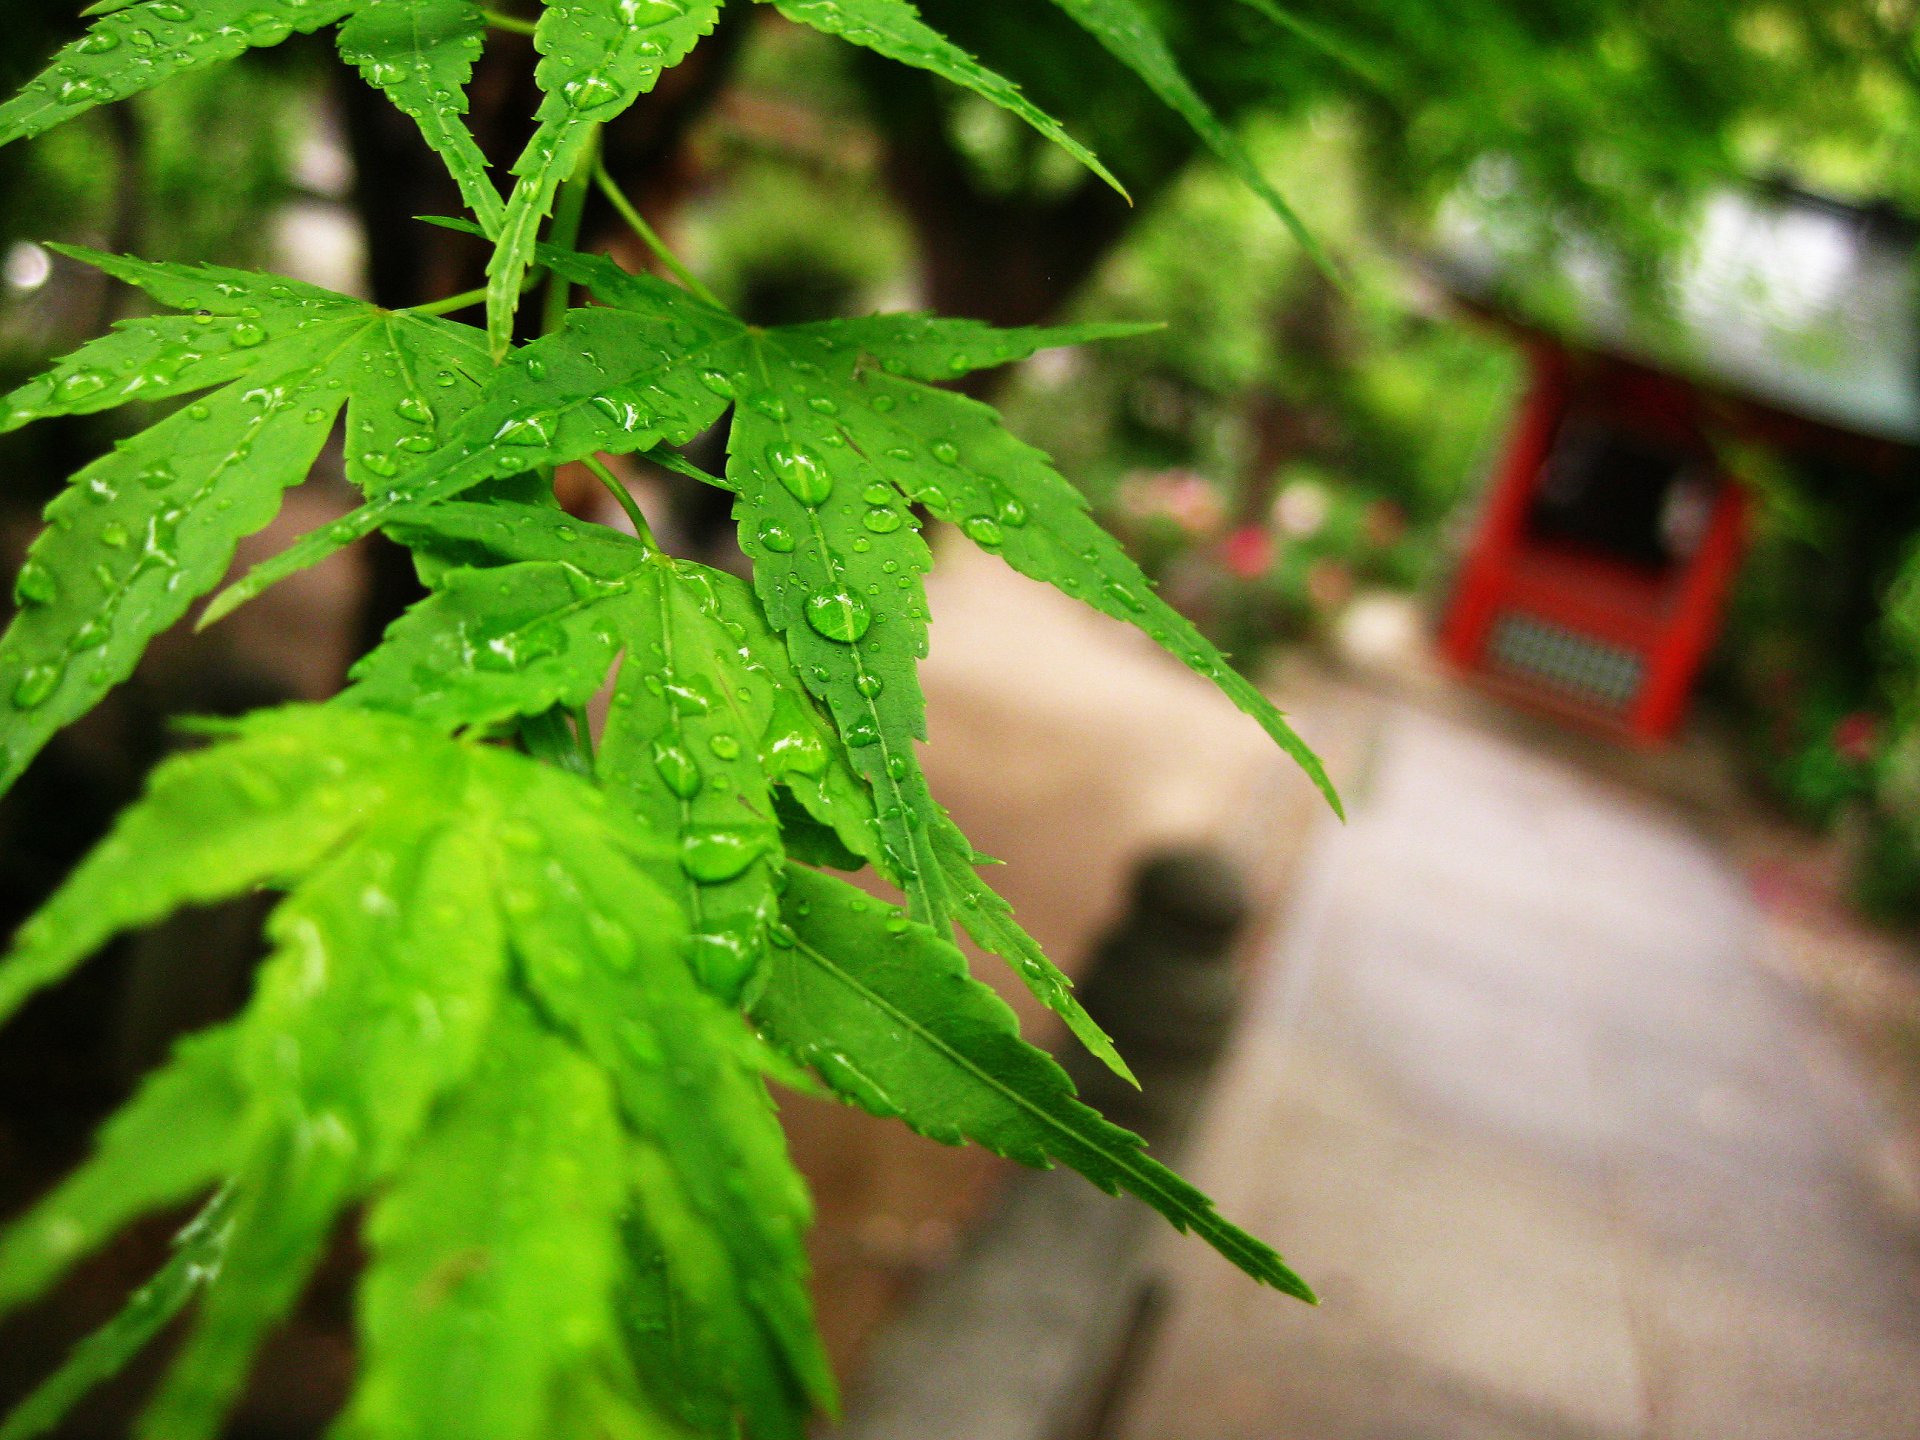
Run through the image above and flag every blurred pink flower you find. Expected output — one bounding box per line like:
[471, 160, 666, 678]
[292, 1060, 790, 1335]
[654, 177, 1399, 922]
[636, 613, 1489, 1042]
[1223, 524, 1274, 579]
[1117, 469, 1226, 537]
[1834, 712, 1880, 765]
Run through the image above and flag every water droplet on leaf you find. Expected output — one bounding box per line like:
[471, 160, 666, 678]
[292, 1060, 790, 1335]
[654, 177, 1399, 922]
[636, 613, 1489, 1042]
[767, 444, 832, 506]
[805, 589, 872, 643]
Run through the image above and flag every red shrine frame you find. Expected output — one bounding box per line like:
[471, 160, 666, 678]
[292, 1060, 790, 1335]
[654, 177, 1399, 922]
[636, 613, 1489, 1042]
[1440, 344, 1750, 744]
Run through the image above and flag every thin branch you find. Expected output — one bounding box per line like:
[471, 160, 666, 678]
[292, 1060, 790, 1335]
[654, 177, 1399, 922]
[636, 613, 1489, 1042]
[593, 160, 724, 309]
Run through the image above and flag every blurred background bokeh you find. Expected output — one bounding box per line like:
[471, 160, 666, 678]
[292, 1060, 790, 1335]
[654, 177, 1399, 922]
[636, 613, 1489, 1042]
[3, 2, 1919, 1435]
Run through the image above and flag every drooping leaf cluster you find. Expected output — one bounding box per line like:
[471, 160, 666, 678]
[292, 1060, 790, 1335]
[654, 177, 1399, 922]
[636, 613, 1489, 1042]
[0, 3, 1333, 1437]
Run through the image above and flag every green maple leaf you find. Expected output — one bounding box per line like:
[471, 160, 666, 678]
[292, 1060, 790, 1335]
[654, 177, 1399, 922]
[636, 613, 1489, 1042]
[484, 0, 724, 353]
[0, 0, 506, 232]
[0, 1, 356, 148]
[1046, 0, 1336, 277]
[763, 0, 1123, 195]
[0, 0, 1327, 307]
[0, 706, 827, 1440]
[0, 246, 490, 797]
[337, 0, 507, 235]
[758, 863, 1317, 1300]
[483, 0, 1126, 351]
[210, 246, 1333, 1048]
[345, 500, 1122, 1074]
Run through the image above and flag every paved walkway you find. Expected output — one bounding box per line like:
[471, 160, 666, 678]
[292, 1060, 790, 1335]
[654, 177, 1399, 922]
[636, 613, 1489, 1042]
[1115, 703, 1920, 1440]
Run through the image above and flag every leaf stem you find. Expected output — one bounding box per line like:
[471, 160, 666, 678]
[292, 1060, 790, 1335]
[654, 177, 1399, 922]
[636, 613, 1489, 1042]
[584, 456, 658, 548]
[401, 286, 488, 318]
[593, 160, 724, 309]
[480, 8, 538, 35]
[543, 136, 600, 338]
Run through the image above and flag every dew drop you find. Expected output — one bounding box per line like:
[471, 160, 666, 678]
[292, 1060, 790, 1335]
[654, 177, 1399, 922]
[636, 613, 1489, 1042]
[652, 741, 703, 799]
[396, 396, 434, 426]
[12, 561, 56, 607]
[964, 516, 1003, 548]
[863, 506, 903, 535]
[12, 660, 63, 709]
[758, 521, 796, 554]
[230, 321, 267, 348]
[805, 588, 871, 644]
[680, 827, 761, 885]
[766, 444, 832, 506]
[57, 368, 109, 402]
[855, 673, 884, 698]
[564, 70, 623, 110]
[691, 929, 758, 1001]
[708, 733, 742, 761]
[589, 395, 641, 431]
[494, 410, 556, 447]
[931, 441, 960, 465]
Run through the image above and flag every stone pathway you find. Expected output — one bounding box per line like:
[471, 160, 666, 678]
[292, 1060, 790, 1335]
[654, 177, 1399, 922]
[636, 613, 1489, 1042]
[1114, 703, 1920, 1440]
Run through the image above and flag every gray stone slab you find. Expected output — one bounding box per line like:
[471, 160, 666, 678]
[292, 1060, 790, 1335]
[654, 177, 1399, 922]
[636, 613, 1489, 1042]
[1117, 705, 1920, 1440]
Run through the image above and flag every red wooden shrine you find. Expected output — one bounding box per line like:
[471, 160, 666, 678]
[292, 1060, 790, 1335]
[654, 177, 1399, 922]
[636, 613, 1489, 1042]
[1440, 345, 1750, 743]
[1437, 187, 1920, 745]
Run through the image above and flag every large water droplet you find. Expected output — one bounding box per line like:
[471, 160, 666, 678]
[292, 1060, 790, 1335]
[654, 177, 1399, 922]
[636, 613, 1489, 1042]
[12, 561, 56, 608]
[589, 395, 642, 431]
[652, 741, 703, 799]
[396, 396, 434, 426]
[964, 516, 1003, 549]
[691, 928, 759, 1002]
[680, 827, 761, 885]
[758, 521, 796, 554]
[767, 444, 832, 506]
[12, 659, 63, 709]
[57, 368, 110, 402]
[931, 441, 960, 466]
[806, 589, 872, 644]
[565, 70, 623, 110]
[863, 506, 903, 535]
[494, 410, 556, 447]
[230, 321, 267, 349]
